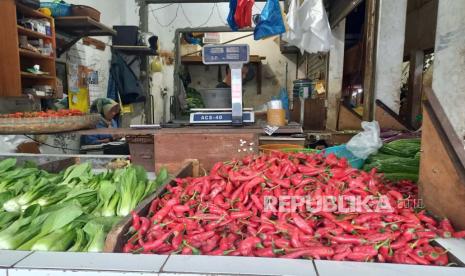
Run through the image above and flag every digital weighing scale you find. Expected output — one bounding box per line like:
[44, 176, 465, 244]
[189, 44, 255, 125]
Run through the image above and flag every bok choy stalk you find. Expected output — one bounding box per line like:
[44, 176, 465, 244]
[0, 204, 43, 249]
[93, 180, 115, 217]
[82, 217, 119, 252]
[116, 167, 138, 216]
[31, 223, 79, 252]
[0, 211, 20, 231]
[3, 178, 52, 212]
[68, 228, 87, 252]
[17, 201, 83, 251]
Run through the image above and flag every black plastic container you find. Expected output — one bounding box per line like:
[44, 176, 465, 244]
[113, 26, 139, 46]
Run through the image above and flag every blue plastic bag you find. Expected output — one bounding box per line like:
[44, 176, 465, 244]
[253, 0, 286, 40]
[228, 0, 239, 31]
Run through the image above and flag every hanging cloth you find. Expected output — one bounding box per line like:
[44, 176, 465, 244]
[227, 0, 239, 31]
[235, 0, 255, 28]
[253, 0, 286, 40]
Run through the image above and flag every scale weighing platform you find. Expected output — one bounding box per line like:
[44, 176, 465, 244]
[190, 44, 255, 125]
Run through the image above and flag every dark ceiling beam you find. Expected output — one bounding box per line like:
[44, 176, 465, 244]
[329, 0, 363, 28]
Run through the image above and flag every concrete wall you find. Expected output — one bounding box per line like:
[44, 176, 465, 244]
[374, 0, 407, 114]
[432, 0, 465, 143]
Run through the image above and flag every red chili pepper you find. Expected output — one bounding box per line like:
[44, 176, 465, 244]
[238, 236, 261, 256]
[229, 211, 252, 220]
[347, 252, 374, 262]
[408, 249, 430, 265]
[148, 198, 160, 215]
[140, 231, 172, 252]
[417, 210, 437, 226]
[201, 234, 221, 253]
[255, 247, 285, 257]
[433, 247, 449, 266]
[353, 245, 378, 256]
[452, 230, 465, 239]
[139, 217, 150, 234]
[439, 218, 455, 232]
[333, 249, 351, 261]
[243, 177, 265, 197]
[210, 162, 223, 175]
[291, 213, 314, 235]
[330, 235, 366, 245]
[281, 247, 334, 259]
[353, 213, 381, 225]
[131, 211, 141, 231]
[172, 205, 190, 213]
[416, 231, 437, 239]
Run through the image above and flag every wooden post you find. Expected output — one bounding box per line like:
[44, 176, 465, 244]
[406, 50, 424, 129]
[362, 0, 379, 121]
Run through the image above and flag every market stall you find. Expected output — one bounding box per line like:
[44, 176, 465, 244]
[1, 0, 465, 275]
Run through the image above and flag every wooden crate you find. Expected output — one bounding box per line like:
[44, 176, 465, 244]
[104, 159, 199, 252]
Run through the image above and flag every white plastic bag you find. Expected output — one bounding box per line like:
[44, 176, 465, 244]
[282, 0, 333, 54]
[346, 121, 383, 159]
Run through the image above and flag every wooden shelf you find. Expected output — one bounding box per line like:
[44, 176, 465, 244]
[55, 16, 116, 37]
[15, 2, 52, 19]
[19, 48, 54, 60]
[21, 72, 55, 80]
[17, 25, 52, 40]
[181, 55, 265, 64]
[112, 46, 158, 56]
[54, 16, 116, 56]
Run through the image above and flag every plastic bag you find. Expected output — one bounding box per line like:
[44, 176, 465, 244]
[254, 0, 286, 40]
[279, 88, 289, 119]
[346, 121, 383, 159]
[235, 0, 254, 28]
[282, 0, 333, 54]
[227, 0, 239, 31]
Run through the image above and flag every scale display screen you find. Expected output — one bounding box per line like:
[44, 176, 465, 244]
[190, 112, 254, 124]
[202, 44, 250, 64]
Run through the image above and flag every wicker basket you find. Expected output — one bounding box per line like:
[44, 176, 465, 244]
[0, 114, 100, 134]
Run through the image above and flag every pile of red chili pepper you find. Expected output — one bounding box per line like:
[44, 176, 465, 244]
[0, 109, 84, 119]
[124, 151, 465, 265]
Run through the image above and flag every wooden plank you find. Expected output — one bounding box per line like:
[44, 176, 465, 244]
[419, 104, 465, 230]
[154, 132, 259, 173]
[291, 98, 326, 130]
[362, 0, 379, 121]
[19, 48, 54, 60]
[406, 50, 424, 129]
[375, 100, 410, 130]
[55, 16, 116, 36]
[17, 25, 52, 40]
[0, 0, 21, 97]
[104, 161, 196, 252]
[337, 104, 362, 130]
[404, 0, 438, 58]
[424, 88, 465, 168]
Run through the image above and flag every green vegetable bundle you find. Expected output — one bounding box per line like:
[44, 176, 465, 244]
[363, 139, 421, 182]
[0, 158, 168, 252]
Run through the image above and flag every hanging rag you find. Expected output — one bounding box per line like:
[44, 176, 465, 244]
[253, 0, 286, 40]
[107, 52, 146, 104]
[235, 0, 254, 28]
[227, 0, 239, 31]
